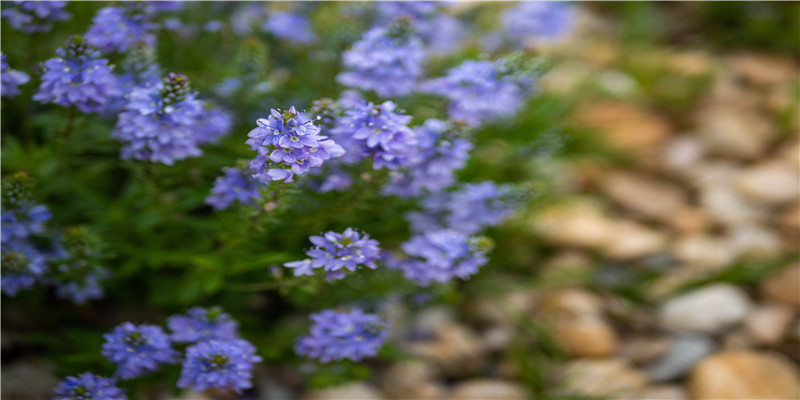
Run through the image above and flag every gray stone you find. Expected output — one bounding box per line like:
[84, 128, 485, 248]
[645, 334, 716, 381]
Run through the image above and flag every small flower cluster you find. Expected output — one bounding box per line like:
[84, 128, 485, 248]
[105, 45, 162, 115]
[246, 106, 344, 184]
[262, 11, 317, 44]
[102, 322, 178, 379]
[112, 72, 212, 165]
[382, 119, 472, 197]
[1, 54, 30, 99]
[60, 307, 261, 397]
[205, 164, 263, 210]
[2, 1, 70, 33]
[375, 1, 464, 55]
[33, 36, 119, 114]
[85, 2, 179, 54]
[53, 372, 125, 400]
[296, 309, 389, 362]
[409, 181, 517, 235]
[2, 172, 111, 301]
[330, 100, 418, 170]
[284, 227, 380, 281]
[337, 22, 425, 97]
[422, 59, 529, 127]
[501, 1, 574, 44]
[389, 230, 491, 286]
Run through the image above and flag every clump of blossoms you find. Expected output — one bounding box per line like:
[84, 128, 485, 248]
[422, 59, 533, 127]
[1, 1, 70, 33]
[245, 106, 344, 184]
[178, 339, 262, 394]
[501, 1, 574, 44]
[105, 44, 162, 114]
[407, 181, 517, 235]
[337, 20, 425, 97]
[195, 106, 233, 145]
[375, 1, 465, 55]
[47, 227, 109, 304]
[53, 373, 124, 400]
[1, 54, 30, 99]
[168, 306, 239, 343]
[389, 230, 491, 286]
[262, 11, 317, 44]
[330, 100, 418, 170]
[205, 164, 263, 211]
[285, 228, 380, 281]
[85, 4, 162, 53]
[112, 72, 205, 165]
[1, 172, 51, 296]
[383, 118, 472, 197]
[296, 309, 389, 362]
[101, 322, 178, 379]
[33, 36, 119, 114]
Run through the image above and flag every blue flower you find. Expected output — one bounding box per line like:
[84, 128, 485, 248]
[390, 230, 489, 286]
[195, 106, 233, 145]
[337, 23, 425, 97]
[85, 6, 157, 53]
[408, 181, 516, 235]
[245, 106, 344, 184]
[1, 203, 50, 244]
[284, 227, 380, 281]
[382, 118, 472, 197]
[422, 60, 527, 127]
[262, 12, 317, 44]
[330, 100, 418, 170]
[1, 243, 48, 297]
[205, 165, 263, 210]
[48, 227, 109, 304]
[1, 54, 30, 99]
[101, 322, 178, 379]
[105, 45, 162, 115]
[296, 309, 389, 363]
[168, 306, 240, 343]
[33, 36, 119, 114]
[375, 2, 465, 55]
[2, 1, 70, 33]
[112, 73, 205, 165]
[53, 372, 124, 400]
[501, 2, 574, 44]
[178, 339, 262, 394]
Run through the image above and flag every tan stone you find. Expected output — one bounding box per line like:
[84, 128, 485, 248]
[574, 101, 671, 163]
[673, 234, 736, 271]
[600, 171, 689, 221]
[760, 264, 800, 307]
[745, 304, 795, 345]
[695, 103, 776, 160]
[689, 351, 800, 400]
[727, 225, 781, 259]
[559, 359, 648, 398]
[621, 336, 671, 365]
[301, 382, 387, 400]
[700, 182, 767, 228]
[668, 51, 716, 76]
[634, 385, 688, 400]
[380, 361, 444, 400]
[601, 220, 668, 260]
[447, 379, 529, 400]
[536, 288, 604, 318]
[727, 52, 798, 88]
[406, 323, 487, 377]
[668, 207, 711, 234]
[533, 201, 614, 249]
[735, 161, 800, 205]
[555, 315, 620, 358]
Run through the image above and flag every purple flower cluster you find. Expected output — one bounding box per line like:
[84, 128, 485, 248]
[205, 165, 263, 210]
[195, 106, 233, 145]
[383, 119, 472, 197]
[1, 200, 51, 296]
[112, 72, 205, 165]
[178, 339, 262, 394]
[48, 227, 109, 304]
[262, 11, 317, 44]
[501, 1, 574, 44]
[85, 5, 157, 53]
[375, 1, 464, 55]
[33, 36, 119, 114]
[330, 100, 418, 170]
[1, 54, 30, 99]
[2, 1, 70, 33]
[422, 60, 528, 127]
[408, 181, 516, 235]
[246, 106, 344, 184]
[284, 227, 380, 281]
[101, 322, 178, 379]
[390, 230, 489, 286]
[168, 306, 239, 343]
[337, 24, 425, 97]
[53, 373, 124, 400]
[296, 309, 389, 362]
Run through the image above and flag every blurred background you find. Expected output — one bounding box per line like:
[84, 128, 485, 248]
[1, 2, 799, 399]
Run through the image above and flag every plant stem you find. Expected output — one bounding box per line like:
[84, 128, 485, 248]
[63, 106, 76, 140]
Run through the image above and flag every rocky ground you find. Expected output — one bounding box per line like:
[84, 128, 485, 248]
[3, 7, 798, 400]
